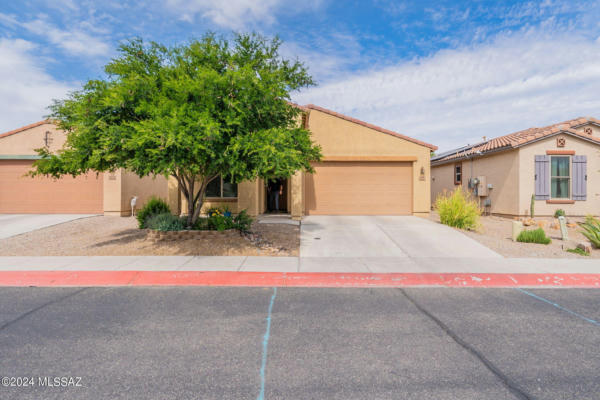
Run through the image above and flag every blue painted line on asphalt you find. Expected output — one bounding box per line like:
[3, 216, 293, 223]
[257, 287, 277, 400]
[516, 288, 600, 327]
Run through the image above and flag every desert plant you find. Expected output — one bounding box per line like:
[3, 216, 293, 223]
[207, 214, 234, 232]
[435, 187, 481, 230]
[233, 210, 253, 233]
[145, 213, 184, 231]
[530, 194, 535, 218]
[579, 215, 600, 248]
[516, 228, 551, 245]
[136, 197, 171, 228]
[566, 248, 589, 256]
[554, 209, 565, 218]
[192, 217, 210, 231]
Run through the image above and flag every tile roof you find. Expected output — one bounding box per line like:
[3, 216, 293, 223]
[305, 104, 438, 150]
[0, 120, 52, 140]
[432, 117, 600, 164]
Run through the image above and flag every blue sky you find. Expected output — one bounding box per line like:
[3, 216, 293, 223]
[2, 0, 600, 150]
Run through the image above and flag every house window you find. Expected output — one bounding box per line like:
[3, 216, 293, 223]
[454, 163, 462, 185]
[550, 156, 570, 199]
[205, 176, 238, 198]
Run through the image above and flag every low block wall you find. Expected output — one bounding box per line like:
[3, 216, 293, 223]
[146, 229, 240, 241]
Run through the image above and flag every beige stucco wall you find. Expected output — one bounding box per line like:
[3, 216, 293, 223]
[0, 123, 66, 155]
[431, 150, 520, 215]
[573, 122, 600, 140]
[519, 134, 600, 216]
[306, 109, 432, 216]
[102, 169, 168, 216]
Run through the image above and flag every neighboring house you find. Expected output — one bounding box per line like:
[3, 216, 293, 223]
[0, 105, 436, 218]
[168, 104, 437, 219]
[431, 117, 600, 217]
[0, 121, 167, 215]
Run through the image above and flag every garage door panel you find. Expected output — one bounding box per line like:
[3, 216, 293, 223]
[0, 160, 103, 213]
[305, 161, 412, 215]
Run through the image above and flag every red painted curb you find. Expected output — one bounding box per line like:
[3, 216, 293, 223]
[0, 271, 599, 288]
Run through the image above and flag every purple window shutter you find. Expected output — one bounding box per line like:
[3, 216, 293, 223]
[572, 155, 587, 201]
[534, 155, 550, 200]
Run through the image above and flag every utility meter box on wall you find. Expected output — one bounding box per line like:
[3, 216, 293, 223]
[477, 176, 487, 196]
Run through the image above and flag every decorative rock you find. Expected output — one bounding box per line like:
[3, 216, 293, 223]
[577, 242, 593, 254]
[549, 222, 559, 230]
[566, 223, 577, 228]
[536, 220, 546, 228]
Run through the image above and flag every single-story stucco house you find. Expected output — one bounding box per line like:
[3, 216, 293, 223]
[0, 105, 436, 218]
[431, 117, 600, 217]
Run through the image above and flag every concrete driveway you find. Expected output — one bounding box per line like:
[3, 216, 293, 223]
[300, 216, 501, 272]
[0, 214, 98, 239]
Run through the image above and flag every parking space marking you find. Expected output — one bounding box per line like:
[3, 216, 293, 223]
[257, 287, 277, 400]
[516, 288, 600, 327]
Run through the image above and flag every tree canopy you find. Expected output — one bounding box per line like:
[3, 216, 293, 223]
[33, 33, 322, 225]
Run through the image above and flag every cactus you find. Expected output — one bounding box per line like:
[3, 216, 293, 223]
[530, 194, 535, 219]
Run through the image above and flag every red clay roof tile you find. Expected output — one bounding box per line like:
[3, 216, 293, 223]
[433, 117, 600, 163]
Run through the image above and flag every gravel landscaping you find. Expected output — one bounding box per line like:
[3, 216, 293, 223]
[0, 216, 299, 256]
[430, 212, 599, 258]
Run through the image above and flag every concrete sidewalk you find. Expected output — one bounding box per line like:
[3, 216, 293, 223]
[0, 256, 598, 273]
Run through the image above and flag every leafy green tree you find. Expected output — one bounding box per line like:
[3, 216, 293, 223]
[32, 33, 322, 226]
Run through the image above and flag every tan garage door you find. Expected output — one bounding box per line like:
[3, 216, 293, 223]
[304, 161, 412, 215]
[0, 160, 103, 213]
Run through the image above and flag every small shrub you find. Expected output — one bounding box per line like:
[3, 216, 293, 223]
[137, 197, 171, 228]
[579, 215, 600, 248]
[207, 214, 234, 232]
[516, 228, 551, 245]
[435, 187, 481, 230]
[566, 248, 589, 256]
[554, 209, 565, 218]
[192, 210, 253, 233]
[233, 210, 253, 233]
[192, 217, 210, 231]
[145, 213, 184, 231]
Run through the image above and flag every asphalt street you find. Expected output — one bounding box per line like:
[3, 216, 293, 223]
[0, 287, 598, 400]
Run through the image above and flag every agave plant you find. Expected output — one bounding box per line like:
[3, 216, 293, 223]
[579, 216, 600, 248]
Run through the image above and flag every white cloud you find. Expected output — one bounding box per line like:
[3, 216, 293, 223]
[293, 30, 600, 151]
[22, 18, 110, 57]
[0, 38, 74, 133]
[166, 0, 323, 29]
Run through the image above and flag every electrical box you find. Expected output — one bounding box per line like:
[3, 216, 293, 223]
[477, 176, 487, 196]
